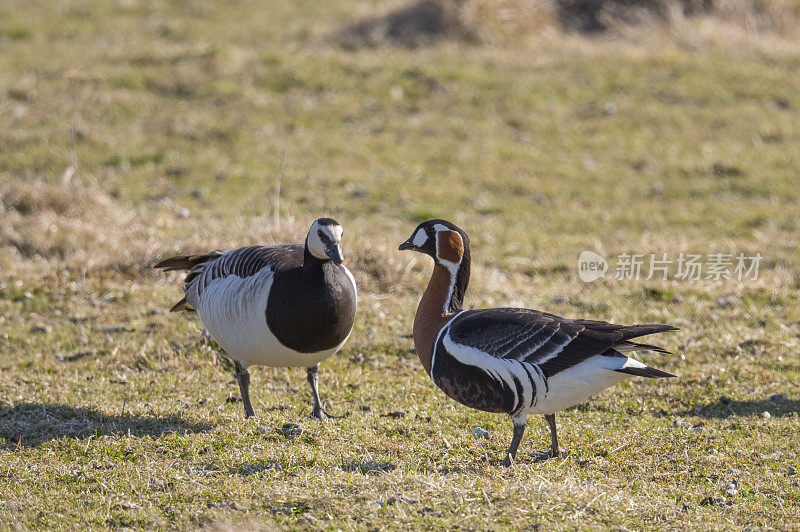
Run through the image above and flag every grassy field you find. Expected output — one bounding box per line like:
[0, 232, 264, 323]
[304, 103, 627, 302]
[2, 0, 800, 529]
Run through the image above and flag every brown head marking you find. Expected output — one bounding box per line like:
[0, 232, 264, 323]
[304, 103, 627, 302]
[436, 230, 463, 263]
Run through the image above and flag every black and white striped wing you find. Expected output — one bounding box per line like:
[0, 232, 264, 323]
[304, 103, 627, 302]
[193, 245, 303, 283]
[445, 308, 675, 378]
[156, 244, 304, 311]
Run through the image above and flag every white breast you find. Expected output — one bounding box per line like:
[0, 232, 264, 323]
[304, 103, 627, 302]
[195, 270, 342, 368]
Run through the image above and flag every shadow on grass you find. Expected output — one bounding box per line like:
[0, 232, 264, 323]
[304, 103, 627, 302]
[337, 0, 719, 48]
[340, 460, 397, 475]
[219, 458, 320, 477]
[338, 0, 472, 49]
[0, 402, 213, 449]
[681, 398, 800, 419]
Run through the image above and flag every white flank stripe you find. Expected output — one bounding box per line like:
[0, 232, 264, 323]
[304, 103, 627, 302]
[442, 332, 535, 413]
[430, 312, 464, 378]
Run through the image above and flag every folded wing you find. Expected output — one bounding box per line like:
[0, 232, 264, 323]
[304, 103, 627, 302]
[446, 308, 677, 378]
[154, 244, 304, 311]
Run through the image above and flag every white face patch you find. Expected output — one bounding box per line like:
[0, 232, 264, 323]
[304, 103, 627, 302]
[329, 224, 344, 262]
[307, 220, 343, 261]
[329, 224, 343, 243]
[412, 228, 427, 247]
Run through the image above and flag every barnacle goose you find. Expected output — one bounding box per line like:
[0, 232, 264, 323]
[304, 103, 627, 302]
[155, 218, 357, 420]
[399, 219, 677, 466]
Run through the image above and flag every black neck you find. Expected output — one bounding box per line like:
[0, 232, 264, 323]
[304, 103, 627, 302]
[445, 246, 470, 314]
[303, 237, 328, 268]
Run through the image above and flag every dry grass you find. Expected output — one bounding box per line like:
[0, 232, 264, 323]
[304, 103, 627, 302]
[1, 0, 800, 529]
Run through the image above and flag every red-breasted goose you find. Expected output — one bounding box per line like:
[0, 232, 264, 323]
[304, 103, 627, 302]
[155, 218, 357, 420]
[399, 219, 677, 466]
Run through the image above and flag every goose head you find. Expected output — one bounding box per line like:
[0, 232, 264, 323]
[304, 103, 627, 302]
[306, 218, 344, 265]
[399, 219, 469, 269]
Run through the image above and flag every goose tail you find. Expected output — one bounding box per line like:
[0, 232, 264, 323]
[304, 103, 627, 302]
[615, 365, 676, 379]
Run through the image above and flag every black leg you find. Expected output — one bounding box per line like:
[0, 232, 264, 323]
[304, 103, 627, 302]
[502, 418, 527, 467]
[545, 413, 560, 457]
[306, 364, 341, 421]
[533, 414, 561, 460]
[234, 360, 255, 418]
